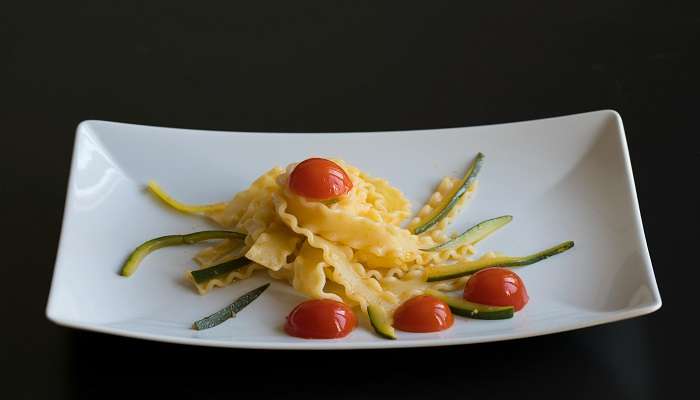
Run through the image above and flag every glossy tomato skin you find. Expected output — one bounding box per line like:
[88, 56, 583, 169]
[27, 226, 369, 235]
[463, 268, 529, 311]
[393, 295, 454, 333]
[284, 299, 357, 339]
[288, 158, 353, 200]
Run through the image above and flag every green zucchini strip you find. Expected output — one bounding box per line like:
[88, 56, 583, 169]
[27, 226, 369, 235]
[193, 283, 271, 330]
[425, 289, 514, 320]
[189, 257, 253, 284]
[424, 215, 513, 251]
[413, 152, 485, 235]
[426, 240, 574, 282]
[120, 231, 246, 277]
[367, 304, 396, 340]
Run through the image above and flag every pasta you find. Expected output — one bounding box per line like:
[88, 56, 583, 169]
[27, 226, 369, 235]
[291, 243, 342, 301]
[245, 222, 301, 271]
[180, 159, 482, 316]
[408, 176, 478, 243]
[188, 263, 261, 295]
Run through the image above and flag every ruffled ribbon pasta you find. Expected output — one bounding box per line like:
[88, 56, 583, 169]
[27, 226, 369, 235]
[188, 160, 478, 316]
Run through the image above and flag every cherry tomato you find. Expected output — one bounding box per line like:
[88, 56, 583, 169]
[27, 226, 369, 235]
[393, 295, 454, 333]
[463, 268, 529, 311]
[284, 299, 357, 339]
[288, 158, 353, 200]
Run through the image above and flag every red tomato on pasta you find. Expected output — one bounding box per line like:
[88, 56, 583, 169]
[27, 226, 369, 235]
[288, 158, 353, 200]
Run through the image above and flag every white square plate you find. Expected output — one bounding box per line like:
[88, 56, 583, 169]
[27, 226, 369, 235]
[46, 110, 661, 349]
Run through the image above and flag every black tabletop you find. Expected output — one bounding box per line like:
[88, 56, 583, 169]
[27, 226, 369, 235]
[3, 1, 697, 399]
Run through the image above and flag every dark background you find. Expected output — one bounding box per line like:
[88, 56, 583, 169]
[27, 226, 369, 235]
[2, 1, 697, 399]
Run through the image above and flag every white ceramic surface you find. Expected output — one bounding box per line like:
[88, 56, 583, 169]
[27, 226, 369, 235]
[46, 110, 661, 349]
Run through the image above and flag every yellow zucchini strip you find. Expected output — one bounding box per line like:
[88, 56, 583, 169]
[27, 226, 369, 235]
[147, 181, 226, 214]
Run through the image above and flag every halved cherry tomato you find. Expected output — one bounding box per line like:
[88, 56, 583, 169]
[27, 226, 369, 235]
[288, 158, 353, 200]
[463, 268, 529, 311]
[284, 299, 357, 339]
[393, 295, 454, 333]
